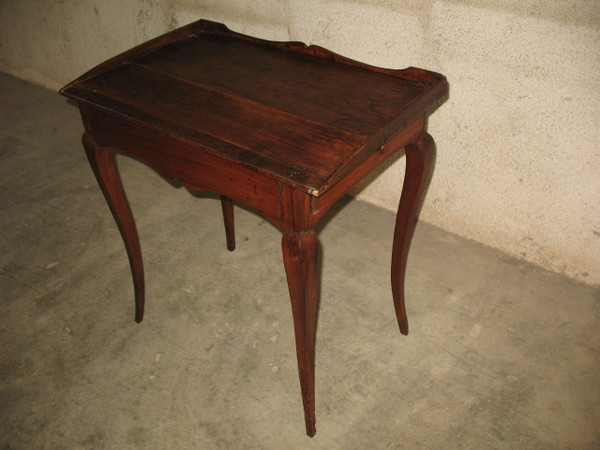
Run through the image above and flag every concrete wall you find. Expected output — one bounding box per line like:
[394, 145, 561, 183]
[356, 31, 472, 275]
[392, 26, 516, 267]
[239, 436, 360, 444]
[1, 0, 598, 286]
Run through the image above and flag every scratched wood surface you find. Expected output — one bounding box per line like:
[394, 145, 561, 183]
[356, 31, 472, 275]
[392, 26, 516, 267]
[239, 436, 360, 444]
[61, 20, 447, 196]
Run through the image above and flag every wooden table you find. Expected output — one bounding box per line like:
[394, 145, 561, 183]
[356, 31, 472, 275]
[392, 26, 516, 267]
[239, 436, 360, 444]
[60, 19, 448, 436]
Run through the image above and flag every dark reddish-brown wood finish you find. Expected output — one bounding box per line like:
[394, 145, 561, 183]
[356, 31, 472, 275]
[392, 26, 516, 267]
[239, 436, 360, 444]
[82, 132, 145, 323]
[60, 19, 448, 436]
[220, 195, 236, 251]
[391, 133, 436, 335]
[282, 230, 319, 437]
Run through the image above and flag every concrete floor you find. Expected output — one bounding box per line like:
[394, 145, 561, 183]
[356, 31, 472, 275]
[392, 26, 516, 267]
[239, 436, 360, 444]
[1, 71, 599, 449]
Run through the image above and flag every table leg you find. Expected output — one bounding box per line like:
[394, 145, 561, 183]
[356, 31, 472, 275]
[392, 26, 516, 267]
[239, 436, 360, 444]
[391, 132, 436, 335]
[282, 230, 319, 437]
[220, 195, 235, 251]
[82, 132, 145, 323]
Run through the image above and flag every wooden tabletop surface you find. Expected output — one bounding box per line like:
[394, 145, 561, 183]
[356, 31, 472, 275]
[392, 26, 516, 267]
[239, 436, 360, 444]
[61, 20, 447, 196]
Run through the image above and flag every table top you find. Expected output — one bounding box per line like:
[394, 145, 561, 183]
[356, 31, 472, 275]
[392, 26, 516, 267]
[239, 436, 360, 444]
[61, 19, 447, 196]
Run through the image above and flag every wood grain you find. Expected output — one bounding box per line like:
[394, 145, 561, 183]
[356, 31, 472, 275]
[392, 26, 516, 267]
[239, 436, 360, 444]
[61, 19, 448, 437]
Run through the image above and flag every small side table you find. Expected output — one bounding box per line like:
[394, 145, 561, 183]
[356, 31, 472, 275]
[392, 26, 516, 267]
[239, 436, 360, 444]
[60, 19, 448, 436]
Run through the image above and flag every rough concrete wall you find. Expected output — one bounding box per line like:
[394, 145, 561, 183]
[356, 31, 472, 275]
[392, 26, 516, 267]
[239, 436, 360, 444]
[0, 0, 174, 88]
[1, 0, 598, 285]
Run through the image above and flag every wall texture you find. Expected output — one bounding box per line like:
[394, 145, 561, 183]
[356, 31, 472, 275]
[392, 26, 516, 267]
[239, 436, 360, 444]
[1, 0, 598, 285]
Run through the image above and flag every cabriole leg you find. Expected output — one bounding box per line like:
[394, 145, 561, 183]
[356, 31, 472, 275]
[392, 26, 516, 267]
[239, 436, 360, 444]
[282, 230, 319, 437]
[391, 132, 436, 335]
[82, 132, 145, 322]
[220, 195, 235, 251]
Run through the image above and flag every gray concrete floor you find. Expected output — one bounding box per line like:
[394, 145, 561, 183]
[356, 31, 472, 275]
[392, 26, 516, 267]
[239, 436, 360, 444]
[1, 72, 599, 449]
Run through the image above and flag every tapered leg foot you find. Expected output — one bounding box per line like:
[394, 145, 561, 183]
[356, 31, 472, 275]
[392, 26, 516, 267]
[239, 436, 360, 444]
[391, 133, 436, 335]
[220, 195, 235, 251]
[82, 133, 145, 322]
[282, 230, 319, 437]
